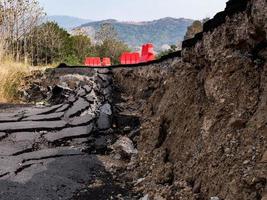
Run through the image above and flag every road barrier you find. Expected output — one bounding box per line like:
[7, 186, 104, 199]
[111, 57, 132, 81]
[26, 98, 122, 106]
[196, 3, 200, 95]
[85, 43, 155, 67]
[85, 57, 110, 67]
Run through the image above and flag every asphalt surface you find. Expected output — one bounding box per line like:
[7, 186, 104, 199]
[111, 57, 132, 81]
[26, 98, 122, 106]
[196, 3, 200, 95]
[0, 69, 135, 200]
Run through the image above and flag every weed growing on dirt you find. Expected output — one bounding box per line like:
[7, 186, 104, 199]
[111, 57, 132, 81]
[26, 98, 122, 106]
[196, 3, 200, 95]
[0, 60, 30, 103]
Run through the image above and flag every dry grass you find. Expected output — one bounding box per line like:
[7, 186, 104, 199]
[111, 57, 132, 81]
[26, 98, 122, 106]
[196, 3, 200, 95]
[0, 59, 31, 103]
[0, 55, 57, 103]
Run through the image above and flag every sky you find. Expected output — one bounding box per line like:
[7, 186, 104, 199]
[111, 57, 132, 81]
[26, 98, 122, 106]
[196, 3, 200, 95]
[38, 0, 228, 21]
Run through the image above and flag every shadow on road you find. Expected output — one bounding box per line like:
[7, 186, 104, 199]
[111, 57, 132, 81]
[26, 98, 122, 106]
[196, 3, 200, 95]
[0, 153, 135, 200]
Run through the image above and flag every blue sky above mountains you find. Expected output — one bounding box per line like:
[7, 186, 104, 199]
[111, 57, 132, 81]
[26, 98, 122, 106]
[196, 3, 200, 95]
[39, 0, 228, 21]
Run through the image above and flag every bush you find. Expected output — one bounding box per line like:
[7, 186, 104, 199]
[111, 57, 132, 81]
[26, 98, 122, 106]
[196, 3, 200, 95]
[62, 55, 80, 66]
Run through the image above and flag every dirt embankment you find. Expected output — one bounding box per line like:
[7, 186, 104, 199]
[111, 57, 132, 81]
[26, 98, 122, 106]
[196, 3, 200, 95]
[113, 0, 267, 199]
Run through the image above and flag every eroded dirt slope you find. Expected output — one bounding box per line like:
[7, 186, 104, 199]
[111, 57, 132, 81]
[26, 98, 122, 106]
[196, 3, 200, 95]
[113, 0, 267, 199]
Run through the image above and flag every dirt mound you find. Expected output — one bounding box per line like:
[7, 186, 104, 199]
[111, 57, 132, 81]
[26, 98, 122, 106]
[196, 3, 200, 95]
[113, 0, 267, 199]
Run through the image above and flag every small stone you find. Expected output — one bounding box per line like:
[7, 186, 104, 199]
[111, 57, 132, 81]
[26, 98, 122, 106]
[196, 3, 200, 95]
[219, 98, 225, 103]
[224, 147, 231, 154]
[123, 126, 131, 132]
[140, 194, 150, 200]
[193, 179, 201, 193]
[83, 85, 92, 93]
[117, 194, 122, 197]
[36, 101, 46, 106]
[210, 197, 220, 200]
[228, 118, 246, 129]
[114, 153, 122, 160]
[243, 160, 250, 165]
[100, 103, 112, 115]
[135, 178, 145, 185]
[111, 136, 138, 158]
[261, 151, 267, 163]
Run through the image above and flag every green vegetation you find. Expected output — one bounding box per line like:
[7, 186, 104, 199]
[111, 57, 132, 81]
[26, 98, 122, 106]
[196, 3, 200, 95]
[184, 18, 209, 40]
[0, 0, 129, 66]
[157, 45, 178, 59]
[79, 18, 194, 50]
[184, 20, 203, 40]
[26, 22, 130, 65]
[7, 20, 129, 66]
[156, 17, 211, 58]
[27, 22, 94, 65]
[0, 0, 129, 102]
[93, 23, 130, 64]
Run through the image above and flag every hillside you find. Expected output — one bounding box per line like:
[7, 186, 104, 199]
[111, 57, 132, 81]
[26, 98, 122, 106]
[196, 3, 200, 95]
[77, 17, 194, 50]
[46, 15, 92, 30]
[113, 0, 267, 199]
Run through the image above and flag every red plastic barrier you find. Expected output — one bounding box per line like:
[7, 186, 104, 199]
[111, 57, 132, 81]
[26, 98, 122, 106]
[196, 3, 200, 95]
[147, 52, 155, 61]
[84, 57, 102, 66]
[120, 52, 140, 65]
[126, 53, 132, 64]
[132, 52, 140, 64]
[102, 57, 111, 66]
[85, 57, 92, 66]
[120, 53, 127, 64]
[85, 57, 94, 66]
[141, 44, 148, 58]
[86, 43, 155, 66]
[84, 58, 89, 66]
[95, 57, 101, 66]
[140, 43, 155, 62]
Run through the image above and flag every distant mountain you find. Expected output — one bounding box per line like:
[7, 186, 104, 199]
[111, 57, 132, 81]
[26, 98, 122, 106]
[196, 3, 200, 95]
[46, 15, 92, 30]
[77, 17, 194, 50]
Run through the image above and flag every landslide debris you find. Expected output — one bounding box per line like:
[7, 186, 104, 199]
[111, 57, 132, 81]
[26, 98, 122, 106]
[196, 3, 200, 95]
[113, 0, 267, 199]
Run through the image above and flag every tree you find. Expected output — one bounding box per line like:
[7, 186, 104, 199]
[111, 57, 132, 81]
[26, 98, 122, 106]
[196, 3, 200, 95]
[0, 5, 129, 66]
[184, 18, 211, 41]
[184, 20, 203, 40]
[95, 23, 118, 43]
[0, 0, 44, 62]
[94, 23, 130, 64]
[71, 34, 92, 63]
[26, 22, 72, 65]
[26, 21, 94, 66]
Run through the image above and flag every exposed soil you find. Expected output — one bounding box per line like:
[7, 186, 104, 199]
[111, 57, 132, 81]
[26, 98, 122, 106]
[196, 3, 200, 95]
[112, 0, 267, 199]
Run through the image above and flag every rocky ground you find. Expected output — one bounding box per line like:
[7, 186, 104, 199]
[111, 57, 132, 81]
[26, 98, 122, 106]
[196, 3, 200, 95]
[112, 0, 267, 199]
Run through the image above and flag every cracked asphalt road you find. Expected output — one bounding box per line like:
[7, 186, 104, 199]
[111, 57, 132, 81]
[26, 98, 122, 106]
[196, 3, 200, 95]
[0, 68, 136, 200]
